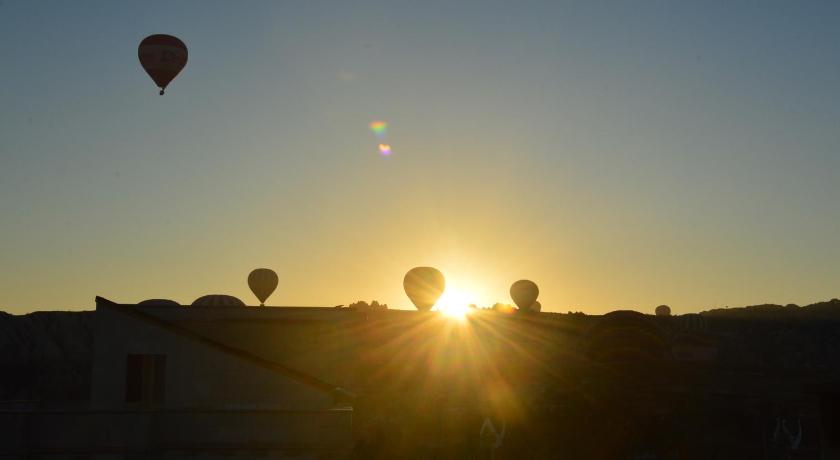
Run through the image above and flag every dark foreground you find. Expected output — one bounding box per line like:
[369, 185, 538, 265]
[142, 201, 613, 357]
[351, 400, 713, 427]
[2, 299, 840, 459]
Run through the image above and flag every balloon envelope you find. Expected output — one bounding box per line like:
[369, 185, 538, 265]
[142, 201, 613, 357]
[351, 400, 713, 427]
[248, 268, 278, 306]
[510, 280, 539, 312]
[137, 299, 180, 308]
[138, 34, 188, 94]
[191, 294, 245, 308]
[655, 304, 671, 316]
[403, 267, 445, 311]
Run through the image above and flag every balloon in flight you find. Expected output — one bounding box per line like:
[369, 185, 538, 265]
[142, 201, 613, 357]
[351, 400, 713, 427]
[248, 268, 279, 306]
[138, 34, 188, 95]
[403, 267, 445, 312]
[510, 279, 539, 313]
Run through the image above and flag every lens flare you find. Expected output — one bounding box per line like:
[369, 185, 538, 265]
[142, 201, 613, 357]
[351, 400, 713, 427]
[437, 286, 477, 320]
[378, 144, 392, 155]
[369, 121, 388, 137]
[441, 303, 471, 320]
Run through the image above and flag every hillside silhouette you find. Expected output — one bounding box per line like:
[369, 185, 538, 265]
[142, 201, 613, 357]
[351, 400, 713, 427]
[3, 298, 840, 401]
[700, 298, 840, 319]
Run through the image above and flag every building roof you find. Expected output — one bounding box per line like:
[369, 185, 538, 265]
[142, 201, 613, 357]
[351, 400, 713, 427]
[94, 296, 355, 402]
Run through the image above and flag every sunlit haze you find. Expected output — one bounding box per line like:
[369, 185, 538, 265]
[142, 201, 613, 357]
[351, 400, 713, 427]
[437, 284, 481, 319]
[1, 1, 839, 314]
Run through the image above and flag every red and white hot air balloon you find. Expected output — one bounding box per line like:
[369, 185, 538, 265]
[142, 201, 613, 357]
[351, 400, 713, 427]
[138, 34, 188, 95]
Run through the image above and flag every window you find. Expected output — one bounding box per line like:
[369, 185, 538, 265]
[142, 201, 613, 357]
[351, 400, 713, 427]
[125, 354, 166, 403]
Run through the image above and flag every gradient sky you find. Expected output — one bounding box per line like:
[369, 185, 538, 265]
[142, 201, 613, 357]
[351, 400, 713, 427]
[1, 1, 839, 315]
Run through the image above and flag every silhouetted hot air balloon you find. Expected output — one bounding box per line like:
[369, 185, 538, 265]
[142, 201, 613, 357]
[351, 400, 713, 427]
[510, 280, 539, 313]
[531, 301, 542, 313]
[655, 304, 671, 316]
[138, 34, 188, 95]
[137, 299, 180, 308]
[191, 294, 245, 307]
[403, 267, 445, 312]
[248, 268, 278, 306]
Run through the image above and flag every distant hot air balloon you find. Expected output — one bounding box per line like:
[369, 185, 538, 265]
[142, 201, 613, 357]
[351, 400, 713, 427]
[403, 267, 445, 312]
[191, 294, 245, 308]
[510, 280, 539, 313]
[531, 301, 542, 313]
[138, 34, 188, 95]
[248, 268, 278, 306]
[137, 299, 180, 308]
[655, 304, 671, 316]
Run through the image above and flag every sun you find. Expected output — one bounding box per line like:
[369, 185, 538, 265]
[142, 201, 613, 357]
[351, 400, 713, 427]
[436, 286, 477, 320]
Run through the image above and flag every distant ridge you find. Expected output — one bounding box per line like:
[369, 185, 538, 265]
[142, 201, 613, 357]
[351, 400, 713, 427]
[2, 298, 840, 402]
[700, 298, 840, 319]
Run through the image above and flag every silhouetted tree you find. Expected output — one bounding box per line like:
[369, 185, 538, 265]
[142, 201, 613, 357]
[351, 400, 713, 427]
[348, 300, 388, 312]
[491, 303, 517, 314]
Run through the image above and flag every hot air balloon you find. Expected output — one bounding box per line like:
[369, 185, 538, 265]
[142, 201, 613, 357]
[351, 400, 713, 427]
[531, 301, 542, 313]
[191, 294, 245, 308]
[510, 280, 539, 313]
[655, 304, 671, 316]
[403, 267, 445, 312]
[137, 299, 180, 308]
[138, 34, 188, 95]
[248, 268, 278, 306]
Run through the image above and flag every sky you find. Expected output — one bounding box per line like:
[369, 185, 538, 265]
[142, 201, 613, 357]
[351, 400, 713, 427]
[1, 1, 839, 315]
